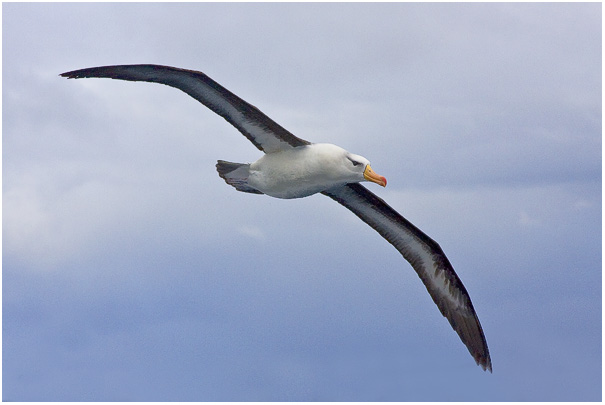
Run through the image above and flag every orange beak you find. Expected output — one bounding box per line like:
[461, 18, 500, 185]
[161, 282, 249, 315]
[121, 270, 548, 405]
[363, 165, 387, 187]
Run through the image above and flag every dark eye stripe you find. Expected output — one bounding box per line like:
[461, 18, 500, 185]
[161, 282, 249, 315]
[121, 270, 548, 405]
[347, 157, 362, 166]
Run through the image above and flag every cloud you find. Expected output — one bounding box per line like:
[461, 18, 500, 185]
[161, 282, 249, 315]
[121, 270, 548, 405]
[237, 225, 267, 241]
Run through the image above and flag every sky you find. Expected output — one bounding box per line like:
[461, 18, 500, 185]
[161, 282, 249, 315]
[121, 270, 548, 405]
[2, 2, 602, 402]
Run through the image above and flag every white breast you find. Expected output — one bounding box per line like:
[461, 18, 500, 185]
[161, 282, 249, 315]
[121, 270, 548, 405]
[247, 144, 355, 199]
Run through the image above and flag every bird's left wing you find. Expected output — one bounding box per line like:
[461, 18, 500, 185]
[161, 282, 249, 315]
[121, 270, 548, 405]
[322, 183, 492, 372]
[60, 64, 310, 153]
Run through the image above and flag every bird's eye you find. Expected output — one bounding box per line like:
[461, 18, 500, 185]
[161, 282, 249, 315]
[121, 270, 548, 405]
[347, 157, 362, 166]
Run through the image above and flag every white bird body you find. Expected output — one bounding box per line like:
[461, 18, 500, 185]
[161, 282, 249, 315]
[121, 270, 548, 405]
[247, 144, 375, 199]
[61, 64, 491, 372]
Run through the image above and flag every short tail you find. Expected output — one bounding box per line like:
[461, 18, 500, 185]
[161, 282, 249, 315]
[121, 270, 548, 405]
[216, 160, 263, 194]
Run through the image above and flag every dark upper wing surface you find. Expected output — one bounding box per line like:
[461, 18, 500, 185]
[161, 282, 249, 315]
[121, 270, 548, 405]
[61, 64, 310, 153]
[322, 183, 492, 372]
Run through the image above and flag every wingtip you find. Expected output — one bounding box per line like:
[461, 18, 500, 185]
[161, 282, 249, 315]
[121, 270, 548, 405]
[60, 71, 77, 79]
[477, 356, 493, 373]
[60, 66, 109, 79]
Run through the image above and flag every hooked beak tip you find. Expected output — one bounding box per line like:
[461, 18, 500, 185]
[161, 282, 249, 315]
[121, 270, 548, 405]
[364, 165, 387, 187]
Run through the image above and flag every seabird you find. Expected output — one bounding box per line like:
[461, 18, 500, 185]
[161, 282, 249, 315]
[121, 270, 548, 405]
[61, 64, 492, 372]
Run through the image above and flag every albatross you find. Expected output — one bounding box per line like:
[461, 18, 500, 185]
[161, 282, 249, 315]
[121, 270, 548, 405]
[61, 64, 492, 372]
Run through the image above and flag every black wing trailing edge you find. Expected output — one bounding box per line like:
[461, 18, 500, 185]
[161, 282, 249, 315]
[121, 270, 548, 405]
[60, 64, 310, 153]
[322, 183, 492, 372]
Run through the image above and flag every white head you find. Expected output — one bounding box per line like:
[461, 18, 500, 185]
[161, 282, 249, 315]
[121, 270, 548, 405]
[344, 151, 387, 187]
[313, 143, 387, 187]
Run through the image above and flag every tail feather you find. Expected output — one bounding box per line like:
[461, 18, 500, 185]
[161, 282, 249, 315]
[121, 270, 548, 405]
[216, 160, 263, 194]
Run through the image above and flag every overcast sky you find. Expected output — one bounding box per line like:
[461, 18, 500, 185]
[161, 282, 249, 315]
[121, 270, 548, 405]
[3, 2, 601, 401]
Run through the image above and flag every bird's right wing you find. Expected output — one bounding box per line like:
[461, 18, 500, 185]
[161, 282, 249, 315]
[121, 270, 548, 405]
[61, 64, 310, 153]
[322, 183, 492, 372]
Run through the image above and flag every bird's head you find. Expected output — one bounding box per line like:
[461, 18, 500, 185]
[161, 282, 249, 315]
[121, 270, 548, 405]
[344, 152, 387, 187]
[308, 143, 387, 188]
